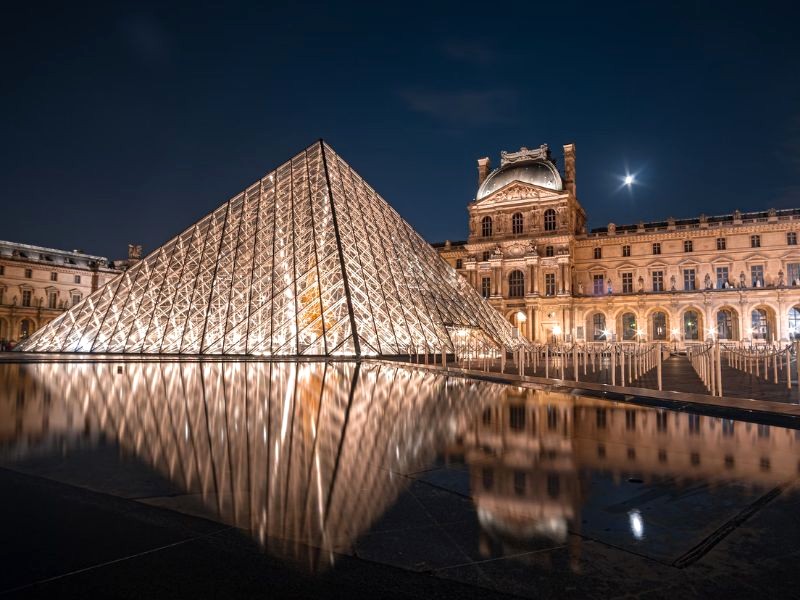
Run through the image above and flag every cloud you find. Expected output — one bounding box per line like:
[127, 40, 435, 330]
[399, 88, 519, 126]
[442, 41, 495, 66]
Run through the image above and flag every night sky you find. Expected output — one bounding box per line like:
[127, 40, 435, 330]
[2, 1, 799, 260]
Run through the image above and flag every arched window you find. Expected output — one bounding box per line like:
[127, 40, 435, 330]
[652, 312, 667, 340]
[622, 313, 637, 340]
[508, 270, 525, 298]
[751, 309, 769, 340]
[684, 310, 699, 340]
[592, 314, 607, 340]
[512, 212, 524, 234]
[544, 209, 557, 231]
[19, 319, 34, 338]
[481, 216, 493, 237]
[717, 309, 734, 340]
[789, 307, 800, 340]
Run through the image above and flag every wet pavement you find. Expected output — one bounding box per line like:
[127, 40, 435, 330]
[2, 359, 800, 598]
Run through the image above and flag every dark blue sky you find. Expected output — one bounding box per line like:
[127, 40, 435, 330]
[2, 1, 799, 259]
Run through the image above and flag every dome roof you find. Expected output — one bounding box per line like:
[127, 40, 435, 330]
[477, 160, 562, 200]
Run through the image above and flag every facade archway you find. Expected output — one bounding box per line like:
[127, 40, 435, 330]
[681, 308, 703, 341]
[620, 311, 638, 341]
[586, 311, 607, 341]
[647, 309, 669, 340]
[750, 305, 776, 341]
[19, 318, 35, 339]
[789, 306, 800, 340]
[715, 306, 739, 340]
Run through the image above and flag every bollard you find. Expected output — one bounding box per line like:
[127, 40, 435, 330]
[620, 348, 625, 386]
[611, 348, 616, 386]
[657, 343, 662, 390]
[545, 345, 549, 379]
[716, 341, 723, 397]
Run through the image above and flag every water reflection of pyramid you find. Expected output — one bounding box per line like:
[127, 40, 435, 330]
[18, 141, 518, 355]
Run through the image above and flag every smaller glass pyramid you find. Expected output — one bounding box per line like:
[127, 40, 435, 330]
[18, 141, 521, 356]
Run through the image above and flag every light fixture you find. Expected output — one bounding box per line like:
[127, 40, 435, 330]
[516, 311, 527, 323]
[628, 509, 644, 540]
[553, 325, 562, 336]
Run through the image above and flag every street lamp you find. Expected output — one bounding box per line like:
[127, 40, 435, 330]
[553, 324, 562, 343]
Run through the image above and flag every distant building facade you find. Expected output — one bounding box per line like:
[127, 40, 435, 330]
[436, 144, 800, 345]
[0, 241, 124, 346]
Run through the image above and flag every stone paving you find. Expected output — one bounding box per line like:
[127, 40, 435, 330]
[462, 353, 800, 404]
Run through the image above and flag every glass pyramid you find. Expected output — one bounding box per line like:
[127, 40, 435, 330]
[18, 141, 521, 356]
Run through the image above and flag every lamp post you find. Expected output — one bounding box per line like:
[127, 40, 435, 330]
[671, 327, 680, 353]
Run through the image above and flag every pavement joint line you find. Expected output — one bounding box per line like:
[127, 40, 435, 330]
[402, 472, 473, 500]
[671, 484, 786, 568]
[0, 525, 236, 596]
[430, 544, 568, 573]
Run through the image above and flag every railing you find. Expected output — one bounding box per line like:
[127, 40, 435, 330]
[722, 341, 798, 390]
[686, 342, 724, 396]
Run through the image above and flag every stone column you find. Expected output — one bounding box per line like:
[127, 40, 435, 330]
[526, 306, 534, 340]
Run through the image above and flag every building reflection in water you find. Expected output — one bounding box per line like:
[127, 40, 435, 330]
[2, 361, 800, 572]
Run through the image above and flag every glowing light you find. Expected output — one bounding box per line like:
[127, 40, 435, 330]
[671, 328, 680, 336]
[628, 509, 645, 540]
[602, 329, 611, 339]
[553, 325, 562, 336]
[516, 311, 527, 323]
[624, 174, 634, 186]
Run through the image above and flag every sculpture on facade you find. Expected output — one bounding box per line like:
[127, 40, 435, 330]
[704, 273, 712, 289]
[670, 275, 676, 291]
[739, 271, 746, 288]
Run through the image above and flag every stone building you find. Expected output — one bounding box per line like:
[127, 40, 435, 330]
[436, 144, 800, 345]
[0, 240, 123, 346]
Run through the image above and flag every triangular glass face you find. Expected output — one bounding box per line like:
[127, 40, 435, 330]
[18, 142, 520, 356]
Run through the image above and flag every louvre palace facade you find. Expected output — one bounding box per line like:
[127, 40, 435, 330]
[436, 144, 800, 346]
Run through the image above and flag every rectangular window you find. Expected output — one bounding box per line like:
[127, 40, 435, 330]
[652, 243, 661, 255]
[684, 240, 693, 252]
[482, 251, 491, 261]
[22, 290, 32, 307]
[71, 294, 81, 306]
[545, 246, 554, 257]
[481, 277, 491, 298]
[593, 247, 602, 259]
[788, 263, 800, 286]
[652, 271, 664, 292]
[74, 275, 81, 284]
[622, 245, 631, 257]
[788, 232, 797, 246]
[48, 291, 57, 309]
[455, 259, 463, 269]
[716, 237, 726, 250]
[593, 274, 604, 295]
[545, 273, 556, 296]
[50, 272, 57, 281]
[716, 266, 729, 289]
[751, 235, 761, 248]
[751, 265, 764, 287]
[24, 268, 32, 279]
[622, 272, 633, 294]
[0, 288, 4, 305]
[683, 269, 696, 291]
[0, 265, 4, 275]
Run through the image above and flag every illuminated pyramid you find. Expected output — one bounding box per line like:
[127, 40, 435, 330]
[19, 141, 520, 356]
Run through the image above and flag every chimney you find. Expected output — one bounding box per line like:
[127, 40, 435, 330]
[563, 143, 576, 197]
[477, 157, 491, 188]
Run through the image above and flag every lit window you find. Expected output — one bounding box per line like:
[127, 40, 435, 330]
[512, 212, 524, 234]
[652, 312, 667, 340]
[622, 272, 633, 293]
[545, 272, 556, 296]
[683, 269, 696, 291]
[652, 270, 664, 292]
[544, 209, 556, 231]
[684, 240, 693, 252]
[592, 314, 606, 340]
[593, 247, 602, 259]
[751, 265, 764, 287]
[481, 277, 491, 298]
[481, 216, 493, 237]
[593, 273, 604, 295]
[684, 310, 699, 340]
[751, 234, 761, 248]
[508, 270, 524, 298]
[716, 266, 729, 289]
[751, 308, 769, 340]
[622, 245, 631, 257]
[716, 237, 726, 250]
[788, 263, 800, 287]
[622, 313, 637, 340]
[652, 242, 661, 255]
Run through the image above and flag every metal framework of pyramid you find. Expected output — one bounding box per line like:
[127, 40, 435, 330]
[18, 141, 520, 356]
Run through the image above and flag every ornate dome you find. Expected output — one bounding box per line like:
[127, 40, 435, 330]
[477, 161, 562, 200]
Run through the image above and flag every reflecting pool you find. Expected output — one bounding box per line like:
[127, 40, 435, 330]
[2, 360, 800, 595]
